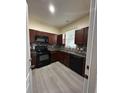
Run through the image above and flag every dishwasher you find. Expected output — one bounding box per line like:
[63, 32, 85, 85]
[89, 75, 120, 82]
[70, 54, 86, 76]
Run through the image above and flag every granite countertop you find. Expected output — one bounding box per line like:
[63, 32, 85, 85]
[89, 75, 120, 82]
[31, 50, 37, 54]
[48, 48, 60, 52]
[48, 48, 86, 58]
[60, 50, 86, 58]
[31, 48, 86, 58]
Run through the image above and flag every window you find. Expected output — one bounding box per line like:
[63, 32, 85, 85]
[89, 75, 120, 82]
[65, 30, 76, 48]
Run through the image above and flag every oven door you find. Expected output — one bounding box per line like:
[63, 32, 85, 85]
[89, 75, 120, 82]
[36, 53, 50, 68]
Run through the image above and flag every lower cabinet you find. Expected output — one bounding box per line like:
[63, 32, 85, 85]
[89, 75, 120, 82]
[31, 53, 36, 67]
[50, 51, 86, 76]
[50, 51, 70, 67]
[32, 50, 86, 76]
[50, 51, 59, 62]
[62, 52, 70, 67]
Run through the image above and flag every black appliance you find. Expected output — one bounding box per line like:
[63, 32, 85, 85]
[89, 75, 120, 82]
[35, 45, 50, 68]
[35, 36, 48, 43]
[70, 54, 86, 76]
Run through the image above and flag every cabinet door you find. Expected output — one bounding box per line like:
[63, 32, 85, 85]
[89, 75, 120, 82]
[75, 27, 89, 45]
[63, 52, 70, 67]
[29, 29, 36, 43]
[57, 34, 65, 45]
[57, 51, 63, 62]
[57, 34, 62, 45]
[75, 29, 84, 44]
[31, 53, 36, 66]
[49, 34, 57, 45]
[35, 31, 42, 36]
[50, 51, 58, 62]
[83, 27, 88, 44]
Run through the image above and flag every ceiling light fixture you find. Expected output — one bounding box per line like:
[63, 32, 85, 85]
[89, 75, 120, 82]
[49, 4, 55, 14]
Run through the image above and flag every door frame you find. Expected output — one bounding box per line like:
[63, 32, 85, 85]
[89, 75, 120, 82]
[83, 0, 97, 93]
[26, 2, 32, 93]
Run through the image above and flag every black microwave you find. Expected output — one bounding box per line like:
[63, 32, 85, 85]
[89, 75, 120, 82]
[35, 36, 48, 43]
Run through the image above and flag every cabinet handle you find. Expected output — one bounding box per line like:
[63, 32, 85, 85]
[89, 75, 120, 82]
[87, 65, 89, 70]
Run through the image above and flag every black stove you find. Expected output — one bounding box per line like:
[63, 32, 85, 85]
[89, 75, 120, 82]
[35, 45, 50, 68]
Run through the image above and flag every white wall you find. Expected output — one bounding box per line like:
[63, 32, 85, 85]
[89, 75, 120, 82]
[29, 19, 60, 34]
[60, 15, 90, 33]
[29, 14, 89, 34]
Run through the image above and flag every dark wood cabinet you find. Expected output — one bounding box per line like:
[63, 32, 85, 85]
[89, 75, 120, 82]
[35, 31, 40, 36]
[50, 51, 59, 62]
[83, 27, 88, 44]
[75, 27, 89, 45]
[50, 51, 70, 67]
[50, 51, 64, 63]
[29, 29, 36, 43]
[51, 51, 64, 63]
[57, 34, 65, 45]
[75, 29, 83, 44]
[63, 52, 70, 67]
[29, 29, 57, 45]
[48, 34, 57, 45]
[50, 50, 86, 76]
[57, 34, 62, 45]
[31, 53, 36, 67]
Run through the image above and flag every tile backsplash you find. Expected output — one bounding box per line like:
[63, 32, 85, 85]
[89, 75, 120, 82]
[31, 42, 87, 54]
[48, 44, 87, 53]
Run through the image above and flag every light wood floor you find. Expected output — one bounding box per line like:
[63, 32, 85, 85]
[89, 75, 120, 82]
[32, 62, 84, 93]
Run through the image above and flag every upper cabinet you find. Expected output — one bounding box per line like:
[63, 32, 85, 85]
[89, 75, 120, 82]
[75, 27, 89, 45]
[48, 34, 57, 45]
[29, 29, 57, 45]
[57, 34, 65, 45]
[29, 29, 36, 43]
[57, 34, 62, 45]
[83, 27, 89, 44]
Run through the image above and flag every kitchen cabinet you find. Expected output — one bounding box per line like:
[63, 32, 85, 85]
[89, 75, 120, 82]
[57, 51, 70, 66]
[63, 52, 70, 67]
[31, 53, 36, 67]
[50, 51, 64, 63]
[29, 29, 36, 43]
[57, 34, 62, 45]
[75, 27, 89, 45]
[57, 34, 65, 45]
[29, 29, 57, 45]
[50, 51, 59, 62]
[35, 31, 47, 37]
[35, 31, 40, 36]
[48, 34, 57, 45]
[53, 51, 64, 63]
[50, 51, 70, 67]
[83, 27, 88, 44]
[50, 50, 86, 76]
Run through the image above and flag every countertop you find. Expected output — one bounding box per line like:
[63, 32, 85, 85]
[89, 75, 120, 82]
[31, 48, 86, 58]
[31, 50, 37, 54]
[48, 48, 86, 58]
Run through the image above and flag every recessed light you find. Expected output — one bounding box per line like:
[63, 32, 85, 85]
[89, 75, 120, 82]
[49, 4, 55, 14]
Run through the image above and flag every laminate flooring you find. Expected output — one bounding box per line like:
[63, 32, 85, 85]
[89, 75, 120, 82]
[32, 62, 84, 93]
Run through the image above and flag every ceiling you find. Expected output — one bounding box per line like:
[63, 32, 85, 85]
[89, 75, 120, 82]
[27, 0, 90, 28]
